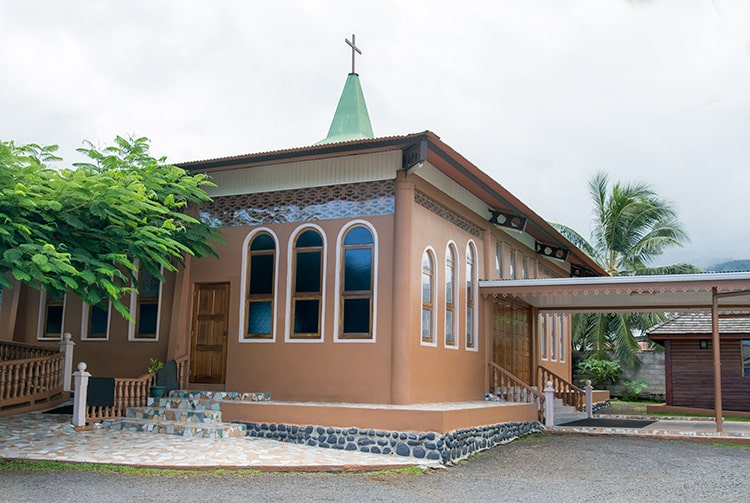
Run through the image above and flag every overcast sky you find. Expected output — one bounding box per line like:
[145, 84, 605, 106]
[2, 1, 748, 269]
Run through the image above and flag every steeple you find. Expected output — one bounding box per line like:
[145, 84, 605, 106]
[316, 35, 374, 145]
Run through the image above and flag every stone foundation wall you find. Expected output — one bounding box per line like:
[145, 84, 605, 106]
[239, 420, 543, 464]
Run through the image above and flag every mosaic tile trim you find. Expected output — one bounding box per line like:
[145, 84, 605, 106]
[170, 390, 271, 402]
[118, 418, 246, 438]
[201, 181, 395, 228]
[414, 191, 483, 238]
[147, 397, 222, 411]
[240, 421, 542, 464]
[126, 406, 223, 424]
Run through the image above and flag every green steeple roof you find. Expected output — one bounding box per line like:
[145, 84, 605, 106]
[316, 73, 374, 145]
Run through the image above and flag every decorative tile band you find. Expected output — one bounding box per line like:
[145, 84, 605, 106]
[238, 421, 543, 464]
[414, 191, 483, 238]
[201, 181, 395, 227]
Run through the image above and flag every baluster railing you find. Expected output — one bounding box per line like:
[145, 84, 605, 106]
[0, 352, 65, 414]
[537, 366, 585, 411]
[488, 362, 546, 422]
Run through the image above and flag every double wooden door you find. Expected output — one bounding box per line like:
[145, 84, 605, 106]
[492, 302, 532, 384]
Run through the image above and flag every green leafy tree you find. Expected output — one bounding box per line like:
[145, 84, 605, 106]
[554, 172, 701, 368]
[0, 135, 222, 319]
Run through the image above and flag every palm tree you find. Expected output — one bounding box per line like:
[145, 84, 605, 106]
[554, 172, 701, 368]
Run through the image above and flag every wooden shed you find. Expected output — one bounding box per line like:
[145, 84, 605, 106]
[648, 312, 750, 412]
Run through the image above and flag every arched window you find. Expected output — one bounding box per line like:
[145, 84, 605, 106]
[246, 232, 275, 339]
[340, 226, 374, 339]
[445, 245, 457, 347]
[421, 250, 435, 344]
[292, 229, 323, 339]
[466, 243, 477, 350]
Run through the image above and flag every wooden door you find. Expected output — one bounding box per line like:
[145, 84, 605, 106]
[189, 283, 230, 384]
[492, 302, 532, 384]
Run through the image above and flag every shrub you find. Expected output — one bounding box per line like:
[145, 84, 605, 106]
[576, 358, 623, 388]
[623, 379, 649, 401]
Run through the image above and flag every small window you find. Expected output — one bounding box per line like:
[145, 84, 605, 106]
[522, 257, 528, 279]
[39, 291, 65, 340]
[550, 313, 557, 361]
[466, 243, 477, 350]
[445, 245, 457, 347]
[340, 226, 374, 339]
[540, 314, 548, 360]
[742, 340, 750, 378]
[421, 250, 435, 344]
[495, 242, 502, 279]
[82, 302, 110, 340]
[558, 315, 565, 362]
[130, 267, 161, 341]
[509, 250, 516, 280]
[291, 229, 323, 340]
[246, 232, 276, 339]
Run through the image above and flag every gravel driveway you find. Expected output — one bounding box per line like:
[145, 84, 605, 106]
[1, 434, 748, 502]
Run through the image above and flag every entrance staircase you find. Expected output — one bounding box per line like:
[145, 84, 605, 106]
[552, 398, 587, 425]
[106, 390, 270, 439]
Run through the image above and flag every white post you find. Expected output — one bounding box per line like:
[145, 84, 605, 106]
[58, 332, 75, 392]
[544, 380, 555, 428]
[72, 362, 90, 428]
[585, 380, 594, 419]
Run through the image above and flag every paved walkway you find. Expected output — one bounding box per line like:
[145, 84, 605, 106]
[1, 410, 749, 471]
[0, 412, 440, 471]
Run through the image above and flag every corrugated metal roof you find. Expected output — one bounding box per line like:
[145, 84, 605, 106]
[648, 311, 750, 336]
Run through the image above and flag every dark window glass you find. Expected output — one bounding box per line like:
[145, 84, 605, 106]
[294, 299, 320, 334]
[248, 301, 272, 335]
[46, 305, 64, 335]
[344, 227, 373, 245]
[344, 248, 372, 291]
[89, 304, 109, 337]
[296, 251, 322, 293]
[138, 303, 158, 335]
[249, 254, 274, 295]
[343, 298, 370, 334]
[296, 230, 323, 248]
[250, 233, 275, 250]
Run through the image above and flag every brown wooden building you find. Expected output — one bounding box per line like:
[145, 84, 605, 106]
[648, 312, 750, 412]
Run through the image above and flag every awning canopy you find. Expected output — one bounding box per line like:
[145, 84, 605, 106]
[480, 272, 750, 313]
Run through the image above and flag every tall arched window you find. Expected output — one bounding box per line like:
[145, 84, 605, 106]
[340, 226, 374, 339]
[246, 232, 275, 339]
[445, 245, 457, 347]
[466, 243, 477, 350]
[421, 250, 435, 344]
[292, 229, 323, 339]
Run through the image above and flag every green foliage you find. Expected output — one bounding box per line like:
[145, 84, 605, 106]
[147, 358, 164, 374]
[622, 379, 649, 401]
[554, 172, 697, 369]
[577, 358, 623, 388]
[0, 136, 223, 319]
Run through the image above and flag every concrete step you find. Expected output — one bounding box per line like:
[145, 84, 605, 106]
[116, 418, 247, 438]
[147, 396, 222, 411]
[169, 390, 271, 402]
[125, 406, 223, 423]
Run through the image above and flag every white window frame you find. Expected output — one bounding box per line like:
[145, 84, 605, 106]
[444, 242, 459, 349]
[37, 291, 66, 341]
[128, 264, 163, 342]
[420, 247, 438, 348]
[465, 241, 479, 352]
[239, 228, 280, 344]
[285, 223, 327, 343]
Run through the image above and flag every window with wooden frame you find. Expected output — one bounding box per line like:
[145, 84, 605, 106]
[540, 314, 548, 360]
[129, 267, 161, 341]
[549, 313, 557, 361]
[509, 250, 516, 279]
[742, 340, 750, 377]
[82, 301, 110, 340]
[558, 315, 566, 362]
[445, 244, 457, 348]
[38, 291, 65, 340]
[339, 226, 374, 340]
[495, 242, 502, 279]
[466, 243, 477, 350]
[421, 250, 435, 344]
[291, 229, 324, 340]
[245, 232, 276, 340]
[522, 257, 528, 279]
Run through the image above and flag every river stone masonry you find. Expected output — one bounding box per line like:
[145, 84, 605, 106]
[238, 420, 543, 464]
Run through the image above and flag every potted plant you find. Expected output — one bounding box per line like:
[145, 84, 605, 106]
[148, 358, 166, 399]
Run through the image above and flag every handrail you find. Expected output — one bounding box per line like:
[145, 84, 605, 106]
[537, 366, 585, 411]
[86, 354, 190, 423]
[488, 362, 545, 423]
[0, 341, 58, 361]
[0, 352, 65, 415]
